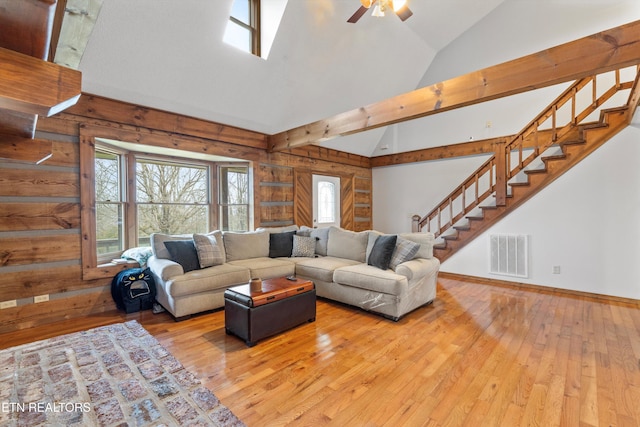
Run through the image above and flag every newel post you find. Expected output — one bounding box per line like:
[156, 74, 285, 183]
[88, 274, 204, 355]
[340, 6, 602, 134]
[494, 140, 507, 206]
[411, 215, 421, 232]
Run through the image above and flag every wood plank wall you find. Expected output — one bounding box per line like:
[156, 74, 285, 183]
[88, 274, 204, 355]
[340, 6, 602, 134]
[0, 94, 372, 333]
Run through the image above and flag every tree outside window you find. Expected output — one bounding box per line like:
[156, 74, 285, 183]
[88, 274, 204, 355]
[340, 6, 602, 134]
[136, 159, 210, 246]
[94, 142, 251, 258]
[95, 149, 124, 255]
[219, 165, 249, 231]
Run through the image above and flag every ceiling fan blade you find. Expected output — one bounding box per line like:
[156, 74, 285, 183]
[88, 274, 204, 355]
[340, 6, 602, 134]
[347, 5, 369, 23]
[395, 5, 413, 21]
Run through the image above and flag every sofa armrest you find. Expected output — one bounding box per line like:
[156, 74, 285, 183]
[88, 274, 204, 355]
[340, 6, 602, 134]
[147, 255, 184, 281]
[394, 258, 440, 282]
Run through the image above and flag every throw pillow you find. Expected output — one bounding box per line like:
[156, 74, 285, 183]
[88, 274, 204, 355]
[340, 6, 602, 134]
[292, 235, 316, 257]
[398, 232, 435, 259]
[389, 237, 421, 270]
[193, 231, 225, 268]
[367, 234, 398, 270]
[164, 240, 201, 273]
[269, 231, 296, 258]
[301, 226, 329, 256]
[150, 232, 192, 259]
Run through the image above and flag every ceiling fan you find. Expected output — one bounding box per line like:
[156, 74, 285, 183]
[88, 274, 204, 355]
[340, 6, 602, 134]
[347, 0, 413, 23]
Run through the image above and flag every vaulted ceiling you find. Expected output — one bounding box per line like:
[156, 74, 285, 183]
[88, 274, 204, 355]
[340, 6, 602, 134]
[70, 0, 639, 157]
[74, 0, 503, 151]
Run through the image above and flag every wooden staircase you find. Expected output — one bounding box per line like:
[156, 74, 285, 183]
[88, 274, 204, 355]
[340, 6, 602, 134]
[416, 65, 640, 263]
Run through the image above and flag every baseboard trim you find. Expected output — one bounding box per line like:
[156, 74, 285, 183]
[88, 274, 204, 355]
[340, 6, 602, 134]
[438, 272, 640, 307]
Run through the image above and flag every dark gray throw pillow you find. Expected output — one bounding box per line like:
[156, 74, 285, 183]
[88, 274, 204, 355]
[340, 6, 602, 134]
[269, 231, 296, 258]
[164, 240, 201, 273]
[367, 234, 398, 270]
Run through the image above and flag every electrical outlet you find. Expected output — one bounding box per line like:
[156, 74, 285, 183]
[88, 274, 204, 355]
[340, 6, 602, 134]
[552, 265, 561, 274]
[34, 294, 49, 303]
[0, 300, 17, 309]
[486, 121, 492, 128]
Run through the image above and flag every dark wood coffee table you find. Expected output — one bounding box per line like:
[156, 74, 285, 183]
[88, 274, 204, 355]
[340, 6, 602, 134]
[224, 276, 316, 347]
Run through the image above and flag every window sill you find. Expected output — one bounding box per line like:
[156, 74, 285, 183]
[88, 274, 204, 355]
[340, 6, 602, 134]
[83, 260, 140, 281]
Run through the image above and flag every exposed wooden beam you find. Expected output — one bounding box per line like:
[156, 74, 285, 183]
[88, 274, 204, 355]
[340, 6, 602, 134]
[0, 47, 82, 117]
[269, 20, 640, 152]
[0, 0, 56, 60]
[371, 137, 507, 167]
[370, 128, 561, 167]
[0, 137, 52, 164]
[0, 108, 37, 139]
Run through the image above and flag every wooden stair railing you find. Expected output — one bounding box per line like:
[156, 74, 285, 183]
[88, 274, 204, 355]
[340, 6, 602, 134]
[417, 65, 640, 248]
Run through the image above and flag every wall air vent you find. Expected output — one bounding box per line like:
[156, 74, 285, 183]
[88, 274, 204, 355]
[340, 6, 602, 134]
[489, 234, 528, 278]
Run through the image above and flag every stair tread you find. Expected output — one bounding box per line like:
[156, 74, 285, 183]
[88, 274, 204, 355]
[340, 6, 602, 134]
[524, 168, 547, 175]
[541, 154, 567, 161]
[417, 71, 635, 264]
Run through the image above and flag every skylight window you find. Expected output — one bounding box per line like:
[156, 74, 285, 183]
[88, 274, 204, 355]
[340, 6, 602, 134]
[224, 0, 287, 59]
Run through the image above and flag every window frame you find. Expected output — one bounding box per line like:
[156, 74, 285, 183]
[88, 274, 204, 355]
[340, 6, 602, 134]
[94, 146, 127, 259]
[218, 164, 251, 232]
[79, 125, 253, 280]
[134, 155, 213, 245]
[227, 0, 261, 56]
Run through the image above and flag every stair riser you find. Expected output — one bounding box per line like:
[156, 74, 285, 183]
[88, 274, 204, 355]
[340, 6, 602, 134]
[435, 107, 631, 263]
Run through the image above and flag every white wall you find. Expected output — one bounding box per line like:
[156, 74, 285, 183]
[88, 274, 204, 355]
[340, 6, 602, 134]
[441, 127, 640, 300]
[374, 125, 640, 300]
[372, 0, 640, 299]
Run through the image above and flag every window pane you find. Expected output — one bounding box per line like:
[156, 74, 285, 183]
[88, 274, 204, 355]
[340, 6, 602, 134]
[136, 160, 208, 204]
[317, 181, 335, 223]
[95, 151, 120, 201]
[137, 204, 209, 238]
[220, 166, 249, 204]
[96, 202, 123, 254]
[223, 21, 251, 53]
[220, 205, 248, 232]
[230, 0, 250, 25]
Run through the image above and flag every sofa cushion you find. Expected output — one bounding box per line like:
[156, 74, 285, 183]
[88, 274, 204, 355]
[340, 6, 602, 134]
[333, 264, 408, 296]
[269, 231, 296, 258]
[327, 227, 368, 262]
[257, 225, 299, 234]
[399, 232, 435, 259]
[292, 235, 316, 257]
[228, 257, 295, 279]
[365, 230, 383, 263]
[367, 234, 397, 270]
[389, 237, 421, 271]
[300, 226, 330, 256]
[295, 256, 360, 283]
[193, 231, 225, 268]
[167, 263, 251, 297]
[164, 240, 201, 273]
[150, 233, 193, 260]
[223, 230, 269, 261]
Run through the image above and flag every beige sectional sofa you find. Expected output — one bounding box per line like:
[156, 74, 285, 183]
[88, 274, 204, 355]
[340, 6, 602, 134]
[147, 225, 440, 321]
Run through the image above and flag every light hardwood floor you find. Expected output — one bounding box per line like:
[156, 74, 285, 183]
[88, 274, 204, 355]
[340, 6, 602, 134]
[2, 277, 640, 426]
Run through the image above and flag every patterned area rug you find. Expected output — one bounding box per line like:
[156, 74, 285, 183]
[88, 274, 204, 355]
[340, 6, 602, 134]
[0, 321, 244, 426]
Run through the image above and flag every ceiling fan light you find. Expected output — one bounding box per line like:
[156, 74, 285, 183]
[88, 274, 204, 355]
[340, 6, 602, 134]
[360, 0, 374, 8]
[392, 0, 407, 12]
[371, 4, 385, 17]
